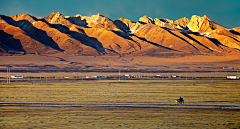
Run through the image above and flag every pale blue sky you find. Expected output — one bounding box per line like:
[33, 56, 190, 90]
[1, 0, 239, 28]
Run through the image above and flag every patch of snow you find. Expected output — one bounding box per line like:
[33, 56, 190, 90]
[93, 16, 100, 23]
[204, 32, 210, 37]
[130, 30, 138, 33]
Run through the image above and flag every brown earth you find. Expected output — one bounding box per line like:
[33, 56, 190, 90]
[0, 54, 239, 72]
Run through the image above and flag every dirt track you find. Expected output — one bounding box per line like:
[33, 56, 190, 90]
[1, 102, 239, 111]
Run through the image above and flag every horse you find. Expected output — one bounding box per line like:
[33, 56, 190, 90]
[176, 96, 184, 104]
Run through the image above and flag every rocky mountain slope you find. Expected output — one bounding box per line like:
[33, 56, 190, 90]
[0, 12, 240, 57]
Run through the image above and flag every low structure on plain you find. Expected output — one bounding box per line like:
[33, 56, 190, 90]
[11, 75, 24, 79]
[227, 76, 239, 79]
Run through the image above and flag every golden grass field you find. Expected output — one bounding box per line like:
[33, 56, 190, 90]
[0, 80, 240, 103]
[0, 80, 240, 128]
[1, 105, 239, 129]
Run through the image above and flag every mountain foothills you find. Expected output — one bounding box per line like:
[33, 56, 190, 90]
[0, 12, 240, 57]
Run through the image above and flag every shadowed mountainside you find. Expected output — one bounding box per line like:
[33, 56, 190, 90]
[0, 12, 240, 57]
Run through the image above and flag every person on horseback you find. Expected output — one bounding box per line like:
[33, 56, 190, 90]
[176, 96, 184, 104]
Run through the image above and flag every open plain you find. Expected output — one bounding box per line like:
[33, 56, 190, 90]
[0, 52, 240, 129]
[0, 54, 240, 73]
[0, 80, 239, 128]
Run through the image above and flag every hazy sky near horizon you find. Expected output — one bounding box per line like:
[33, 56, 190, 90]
[1, 0, 239, 28]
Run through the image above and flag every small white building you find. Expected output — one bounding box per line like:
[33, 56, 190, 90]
[11, 75, 24, 79]
[92, 75, 102, 78]
[227, 76, 239, 79]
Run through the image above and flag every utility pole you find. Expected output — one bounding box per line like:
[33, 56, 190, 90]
[6, 67, 10, 84]
[9, 67, 10, 84]
[119, 69, 120, 82]
[7, 67, 8, 84]
[186, 70, 187, 81]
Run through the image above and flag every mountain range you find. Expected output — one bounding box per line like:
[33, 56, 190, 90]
[0, 12, 240, 57]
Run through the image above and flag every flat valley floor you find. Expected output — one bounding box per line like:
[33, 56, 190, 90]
[0, 54, 240, 71]
[0, 80, 239, 128]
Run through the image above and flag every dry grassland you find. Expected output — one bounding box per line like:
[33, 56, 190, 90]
[0, 80, 240, 128]
[0, 80, 239, 103]
[1, 105, 239, 129]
